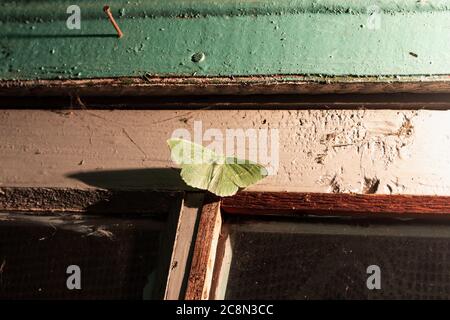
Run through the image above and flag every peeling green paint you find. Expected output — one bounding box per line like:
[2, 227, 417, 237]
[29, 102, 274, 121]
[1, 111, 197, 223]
[1, 0, 450, 80]
[3, 0, 450, 21]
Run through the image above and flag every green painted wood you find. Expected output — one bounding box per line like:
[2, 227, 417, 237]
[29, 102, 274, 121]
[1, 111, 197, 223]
[1, 0, 450, 80]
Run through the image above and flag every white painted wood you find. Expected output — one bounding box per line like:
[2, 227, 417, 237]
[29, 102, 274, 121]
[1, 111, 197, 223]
[1, 109, 450, 195]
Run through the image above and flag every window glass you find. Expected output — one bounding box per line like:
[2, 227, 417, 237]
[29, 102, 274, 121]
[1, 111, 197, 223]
[0, 213, 169, 299]
[214, 216, 450, 300]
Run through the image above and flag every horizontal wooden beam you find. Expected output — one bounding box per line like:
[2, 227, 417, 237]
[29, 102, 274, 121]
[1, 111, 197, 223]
[0, 187, 182, 215]
[2, 2, 450, 80]
[3, 76, 450, 97]
[1, 109, 449, 195]
[221, 192, 450, 218]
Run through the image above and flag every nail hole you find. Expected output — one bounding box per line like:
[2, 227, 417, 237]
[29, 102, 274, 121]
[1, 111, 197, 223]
[191, 52, 205, 63]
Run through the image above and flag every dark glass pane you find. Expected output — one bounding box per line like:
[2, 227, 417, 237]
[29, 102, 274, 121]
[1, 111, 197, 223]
[0, 213, 166, 299]
[218, 217, 450, 300]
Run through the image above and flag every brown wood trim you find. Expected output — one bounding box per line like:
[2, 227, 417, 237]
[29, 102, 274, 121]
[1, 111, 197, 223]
[151, 195, 184, 299]
[209, 222, 231, 300]
[185, 193, 222, 300]
[4, 93, 450, 110]
[221, 192, 450, 218]
[0, 187, 181, 215]
[3, 75, 450, 97]
[164, 192, 204, 300]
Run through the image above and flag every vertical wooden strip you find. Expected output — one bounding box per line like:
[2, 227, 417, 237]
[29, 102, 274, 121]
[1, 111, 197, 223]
[164, 192, 204, 300]
[185, 193, 222, 300]
[150, 195, 183, 299]
[210, 223, 232, 300]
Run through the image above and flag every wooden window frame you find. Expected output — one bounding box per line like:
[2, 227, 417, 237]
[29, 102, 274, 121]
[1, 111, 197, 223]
[184, 192, 450, 300]
[3, 189, 450, 299]
[0, 188, 186, 300]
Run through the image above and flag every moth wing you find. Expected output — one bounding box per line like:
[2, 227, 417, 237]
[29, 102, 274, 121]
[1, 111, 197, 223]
[207, 164, 239, 197]
[168, 140, 267, 197]
[224, 157, 268, 188]
[167, 138, 218, 165]
[180, 163, 215, 190]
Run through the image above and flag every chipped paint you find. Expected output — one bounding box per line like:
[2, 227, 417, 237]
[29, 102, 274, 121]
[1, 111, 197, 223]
[1, 1, 450, 79]
[1, 109, 450, 195]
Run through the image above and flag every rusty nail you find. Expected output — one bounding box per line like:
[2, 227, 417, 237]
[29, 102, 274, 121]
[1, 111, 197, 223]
[103, 6, 123, 38]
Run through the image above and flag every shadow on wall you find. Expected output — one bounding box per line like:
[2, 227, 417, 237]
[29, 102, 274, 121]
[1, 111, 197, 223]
[67, 167, 192, 190]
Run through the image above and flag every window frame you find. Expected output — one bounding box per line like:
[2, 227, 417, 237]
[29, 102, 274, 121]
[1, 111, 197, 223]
[3, 189, 450, 299]
[0, 188, 184, 299]
[184, 192, 450, 300]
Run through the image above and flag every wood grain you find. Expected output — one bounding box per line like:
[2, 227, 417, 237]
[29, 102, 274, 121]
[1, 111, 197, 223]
[3, 76, 450, 97]
[2, 109, 450, 196]
[221, 192, 450, 218]
[185, 193, 221, 300]
[0, 187, 180, 215]
[164, 192, 204, 300]
[4, 92, 450, 110]
[151, 195, 184, 299]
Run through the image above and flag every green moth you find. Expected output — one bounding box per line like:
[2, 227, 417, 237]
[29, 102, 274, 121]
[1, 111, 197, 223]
[167, 138, 268, 197]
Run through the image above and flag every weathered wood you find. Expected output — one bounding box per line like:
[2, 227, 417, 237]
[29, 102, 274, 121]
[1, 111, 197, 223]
[185, 193, 222, 300]
[221, 192, 450, 218]
[3, 76, 450, 97]
[2, 109, 450, 196]
[3, 2, 450, 80]
[164, 192, 204, 300]
[0, 187, 180, 215]
[209, 223, 231, 300]
[4, 92, 450, 110]
[151, 195, 184, 299]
